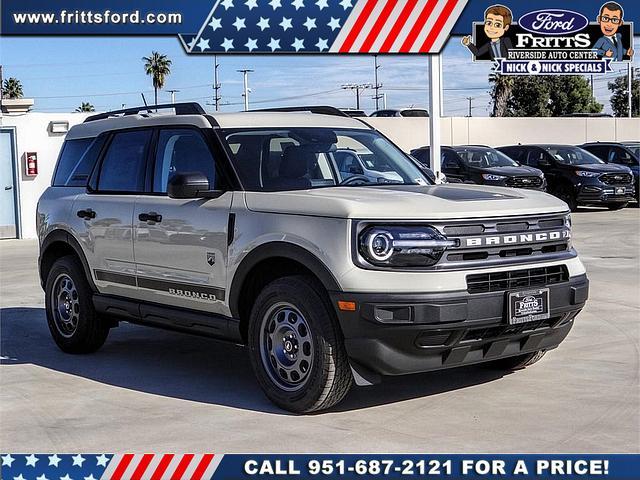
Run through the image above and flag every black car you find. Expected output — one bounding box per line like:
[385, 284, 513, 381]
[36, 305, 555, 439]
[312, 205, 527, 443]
[498, 144, 635, 211]
[579, 142, 639, 201]
[411, 145, 546, 190]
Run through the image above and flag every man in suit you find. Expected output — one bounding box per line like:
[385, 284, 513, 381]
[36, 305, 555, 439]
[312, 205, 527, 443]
[462, 5, 513, 60]
[593, 2, 633, 61]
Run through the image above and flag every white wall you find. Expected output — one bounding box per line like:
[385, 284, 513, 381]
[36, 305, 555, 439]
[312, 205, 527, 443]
[1, 112, 638, 238]
[0, 113, 90, 238]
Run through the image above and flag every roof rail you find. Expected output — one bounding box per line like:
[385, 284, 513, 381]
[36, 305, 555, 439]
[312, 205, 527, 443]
[250, 105, 349, 117]
[84, 102, 206, 123]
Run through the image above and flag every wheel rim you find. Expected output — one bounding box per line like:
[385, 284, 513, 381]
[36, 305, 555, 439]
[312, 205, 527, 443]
[50, 273, 80, 338]
[259, 302, 314, 392]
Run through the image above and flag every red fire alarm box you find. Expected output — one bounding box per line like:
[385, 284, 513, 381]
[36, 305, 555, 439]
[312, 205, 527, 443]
[25, 152, 38, 176]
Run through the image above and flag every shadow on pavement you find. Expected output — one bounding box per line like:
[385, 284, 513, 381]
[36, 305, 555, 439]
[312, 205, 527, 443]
[1, 307, 509, 415]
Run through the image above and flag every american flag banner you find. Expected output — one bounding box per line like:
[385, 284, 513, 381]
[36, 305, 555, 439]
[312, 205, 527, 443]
[179, 0, 468, 54]
[0, 454, 222, 480]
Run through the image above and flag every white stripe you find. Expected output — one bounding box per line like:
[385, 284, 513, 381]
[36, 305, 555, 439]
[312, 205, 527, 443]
[348, 0, 388, 52]
[201, 454, 224, 479]
[388, 0, 429, 52]
[100, 454, 124, 480]
[140, 455, 164, 480]
[409, 0, 448, 52]
[181, 454, 204, 479]
[429, 0, 469, 52]
[160, 455, 184, 480]
[370, 1, 408, 52]
[120, 454, 145, 480]
[329, 0, 368, 52]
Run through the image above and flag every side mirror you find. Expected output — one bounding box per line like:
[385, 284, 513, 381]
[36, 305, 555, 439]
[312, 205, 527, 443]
[168, 172, 219, 199]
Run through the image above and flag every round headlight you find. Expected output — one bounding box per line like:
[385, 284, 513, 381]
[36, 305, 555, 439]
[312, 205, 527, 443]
[365, 229, 394, 261]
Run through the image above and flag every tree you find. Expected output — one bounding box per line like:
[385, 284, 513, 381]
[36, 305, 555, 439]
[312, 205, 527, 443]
[489, 74, 602, 117]
[75, 102, 95, 112]
[142, 51, 172, 106]
[2, 77, 24, 99]
[608, 72, 639, 117]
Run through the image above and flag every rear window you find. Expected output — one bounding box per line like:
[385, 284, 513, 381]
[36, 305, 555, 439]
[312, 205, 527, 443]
[97, 130, 151, 192]
[53, 138, 102, 187]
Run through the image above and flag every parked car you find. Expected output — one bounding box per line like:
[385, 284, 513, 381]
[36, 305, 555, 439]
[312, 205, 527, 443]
[370, 108, 429, 117]
[579, 141, 639, 202]
[498, 144, 635, 211]
[38, 103, 588, 413]
[340, 109, 367, 117]
[333, 148, 403, 183]
[411, 145, 546, 190]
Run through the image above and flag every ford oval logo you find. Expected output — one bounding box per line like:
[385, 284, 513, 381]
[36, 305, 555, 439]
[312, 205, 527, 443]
[518, 9, 589, 36]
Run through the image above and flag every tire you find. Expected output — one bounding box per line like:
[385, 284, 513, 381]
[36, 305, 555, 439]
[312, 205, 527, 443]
[248, 275, 353, 413]
[556, 185, 578, 211]
[484, 350, 547, 370]
[607, 203, 628, 210]
[44, 255, 109, 353]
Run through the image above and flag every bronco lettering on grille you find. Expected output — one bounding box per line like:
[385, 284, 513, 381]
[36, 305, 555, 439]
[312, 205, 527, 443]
[464, 230, 569, 247]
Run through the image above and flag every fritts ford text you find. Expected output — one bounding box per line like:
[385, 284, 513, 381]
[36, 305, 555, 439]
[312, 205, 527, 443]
[11, 10, 182, 25]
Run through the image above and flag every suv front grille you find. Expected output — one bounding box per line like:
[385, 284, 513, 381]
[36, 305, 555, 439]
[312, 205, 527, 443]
[599, 173, 632, 185]
[505, 176, 543, 188]
[466, 265, 569, 294]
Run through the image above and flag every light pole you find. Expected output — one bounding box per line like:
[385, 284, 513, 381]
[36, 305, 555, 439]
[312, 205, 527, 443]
[167, 89, 180, 104]
[238, 69, 253, 111]
[213, 55, 221, 111]
[373, 56, 383, 111]
[341, 83, 372, 110]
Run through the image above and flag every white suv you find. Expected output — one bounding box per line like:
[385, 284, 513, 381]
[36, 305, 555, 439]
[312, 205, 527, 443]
[37, 103, 589, 412]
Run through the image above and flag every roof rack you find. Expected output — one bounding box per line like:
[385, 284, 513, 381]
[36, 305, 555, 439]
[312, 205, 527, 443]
[250, 106, 349, 117]
[84, 102, 206, 123]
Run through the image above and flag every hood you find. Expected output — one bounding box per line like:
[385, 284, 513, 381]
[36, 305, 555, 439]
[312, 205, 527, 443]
[468, 165, 543, 176]
[244, 184, 568, 220]
[563, 163, 632, 174]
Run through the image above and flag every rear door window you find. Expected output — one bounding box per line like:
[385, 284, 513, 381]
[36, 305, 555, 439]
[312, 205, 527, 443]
[97, 130, 151, 192]
[53, 138, 103, 187]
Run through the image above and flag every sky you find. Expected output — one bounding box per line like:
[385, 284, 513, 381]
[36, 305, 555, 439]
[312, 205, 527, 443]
[1, 35, 637, 116]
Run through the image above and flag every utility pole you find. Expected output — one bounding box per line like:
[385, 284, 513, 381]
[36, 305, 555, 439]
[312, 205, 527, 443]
[167, 89, 180, 104]
[372, 56, 383, 111]
[0, 65, 3, 114]
[466, 96, 473, 117]
[213, 55, 221, 111]
[341, 83, 371, 110]
[628, 62, 633, 118]
[382, 92, 387, 109]
[238, 69, 253, 111]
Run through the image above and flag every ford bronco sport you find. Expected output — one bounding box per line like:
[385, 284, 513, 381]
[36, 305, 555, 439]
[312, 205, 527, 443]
[37, 103, 589, 413]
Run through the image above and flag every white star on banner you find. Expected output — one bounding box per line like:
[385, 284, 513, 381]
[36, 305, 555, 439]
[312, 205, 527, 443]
[221, 0, 235, 10]
[269, 0, 282, 9]
[292, 0, 305, 10]
[221, 38, 235, 51]
[60, 475, 73, 480]
[13, 474, 26, 480]
[95, 455, 109, 467]
[1, 454, 15, 467]
[316, 38, 329, 51]
[292, 38, 305, 51]
[267, 37, 281, 51]
[316, 0, 328, 9]
[36, 475, 49, 480]
[188, 37, 197, 49]
[245, 0, 258, 10]
[72, 454, 85, 467]
[48, 454, 61, 467]
[245, 38, 258, 51]
[339, 0, 352, 10]
[25, 454, 39, 467]
[257, 17, 270, 30]
[328, 17, 341, 31]
[84, 476, 97, 480]
[280, 17, 293, 31]
[303, 17, 317, 30]
[208, 17, 222, 31]
[197, 37, 211, 51]
[232, 17, 246, 31]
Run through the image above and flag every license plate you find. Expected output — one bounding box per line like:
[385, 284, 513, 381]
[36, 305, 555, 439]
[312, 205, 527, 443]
[508, 288, 550, 325]
[615, 187, 625, 195]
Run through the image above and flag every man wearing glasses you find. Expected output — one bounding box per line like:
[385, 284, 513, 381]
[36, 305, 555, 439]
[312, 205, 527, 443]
[462, 5, 513, 60]
[593, 2, 634, 61]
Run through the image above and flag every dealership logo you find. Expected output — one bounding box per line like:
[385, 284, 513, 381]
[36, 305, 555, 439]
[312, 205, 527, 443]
[519, 10, 589, 36]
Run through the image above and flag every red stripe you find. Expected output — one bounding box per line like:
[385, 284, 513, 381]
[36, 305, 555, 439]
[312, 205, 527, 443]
[170, 454, 194, 480]
[111, 454, 134, 480]
[420, 0, 459, 52]
[379, 0, 418, 52]
[359, 0, 398, 53]
[191, 454, 215, 480]
[339, 0, 378, 53]
[131, 454, 155, 480]
[399, 0, 439, 52]
[150, 454, 175, 480]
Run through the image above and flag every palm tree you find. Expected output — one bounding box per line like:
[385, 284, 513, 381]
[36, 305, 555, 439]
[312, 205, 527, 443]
[2, 77, 24, 99]
[75, 102, 95, 112]
[488, 72, 514, 117]
[142, 51, 172, 106]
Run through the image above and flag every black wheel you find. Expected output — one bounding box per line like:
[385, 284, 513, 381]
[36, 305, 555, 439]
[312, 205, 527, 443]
[484, 350, 547, 370]
[248, 275, 353, 413]
[45, 255, 109, 353]
[607, 203, 628, 210]
[556, 185, 578, 211]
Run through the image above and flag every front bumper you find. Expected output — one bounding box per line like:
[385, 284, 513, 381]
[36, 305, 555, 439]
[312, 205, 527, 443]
[331, 274, 588, 377]
[576, 184, 635, 204]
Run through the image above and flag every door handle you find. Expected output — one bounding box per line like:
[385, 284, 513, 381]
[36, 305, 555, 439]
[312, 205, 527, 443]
[4, 186, 12, 190]
[138, 212, 162, 223]
[76, 208, 96, 220]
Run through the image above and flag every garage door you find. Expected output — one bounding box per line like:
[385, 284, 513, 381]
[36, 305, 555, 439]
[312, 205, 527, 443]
[0, 129, 18, 239]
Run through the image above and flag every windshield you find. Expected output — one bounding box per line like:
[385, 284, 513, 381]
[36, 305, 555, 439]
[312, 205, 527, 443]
[544, 147, 605, 165]
[623, 144, 640, 160]
[222, 128, 429, 191]
[454, 147, 519, 168]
